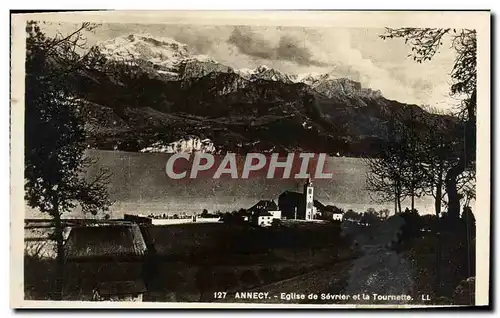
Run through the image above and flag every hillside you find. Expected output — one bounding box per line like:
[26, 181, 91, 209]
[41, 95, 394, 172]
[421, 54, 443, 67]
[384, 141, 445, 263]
[67, 33, 456, 156]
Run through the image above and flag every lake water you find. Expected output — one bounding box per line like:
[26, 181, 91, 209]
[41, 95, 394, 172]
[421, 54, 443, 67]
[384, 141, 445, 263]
[25, 150, 437, 219]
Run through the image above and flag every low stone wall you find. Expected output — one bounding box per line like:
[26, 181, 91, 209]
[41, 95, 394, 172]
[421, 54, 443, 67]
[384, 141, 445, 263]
[151, 218, 220, 226]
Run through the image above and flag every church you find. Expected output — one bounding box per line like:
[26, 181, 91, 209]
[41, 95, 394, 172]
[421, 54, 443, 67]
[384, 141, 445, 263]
[278, 179, 325, 220]
[247, 179, 343, 225]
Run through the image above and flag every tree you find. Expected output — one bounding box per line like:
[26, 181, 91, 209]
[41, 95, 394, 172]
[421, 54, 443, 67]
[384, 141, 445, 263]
[365, 115, 422, 214]
[462, 205, 476, 240]
[360, 211, 379, 226]
[378, 208, 390, 219]
[381, 28, 476, 219]
[201, 209, 209, 217]
[24, 21, 112, 300]
[343, 209, 361, 221]
[398, 106, 429, 211]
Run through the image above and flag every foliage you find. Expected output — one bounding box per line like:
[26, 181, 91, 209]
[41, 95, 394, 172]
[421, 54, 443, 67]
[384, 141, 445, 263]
[380, 28, 476, 99]
[343, 209, 361, 221]
[25, 21, 112, 219]
[24, 21, 113, 299]
[364, 108, 427, 214]
[378, 208, 390, 219]
[380, 28, 477, 218]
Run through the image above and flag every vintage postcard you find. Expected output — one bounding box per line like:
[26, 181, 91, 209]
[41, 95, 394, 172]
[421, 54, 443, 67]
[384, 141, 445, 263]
[10, 11, 490, 308]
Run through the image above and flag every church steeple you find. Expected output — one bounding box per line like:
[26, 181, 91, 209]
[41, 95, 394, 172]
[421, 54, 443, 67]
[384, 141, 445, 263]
[304, 178, 314, 220]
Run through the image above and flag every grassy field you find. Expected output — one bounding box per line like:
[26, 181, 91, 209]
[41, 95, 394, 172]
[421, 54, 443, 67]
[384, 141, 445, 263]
[24, 219, 355, 301]
[24, 216, 474, 304]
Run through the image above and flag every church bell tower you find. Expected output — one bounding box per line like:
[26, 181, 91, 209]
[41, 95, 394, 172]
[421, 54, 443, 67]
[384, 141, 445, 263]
[303, 178, 314, 220]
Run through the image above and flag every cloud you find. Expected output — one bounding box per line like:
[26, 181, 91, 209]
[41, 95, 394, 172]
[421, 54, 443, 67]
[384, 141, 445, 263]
[227, 27, 274, 59]
[227, 27, 328, 67]
[276, 35, 329, 67]
[80, 23, 455, 108]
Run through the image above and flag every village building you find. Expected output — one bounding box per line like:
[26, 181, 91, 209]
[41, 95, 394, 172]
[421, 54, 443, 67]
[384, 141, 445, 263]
[251, 210, 274, 227]
[332, 212, 343, 221]
[248, 180, 345, 223]
[322, 205, 345, 221]
[63, 223, 148, 301]
[278, 179, 324, 220]
[248, 200, 281, 227]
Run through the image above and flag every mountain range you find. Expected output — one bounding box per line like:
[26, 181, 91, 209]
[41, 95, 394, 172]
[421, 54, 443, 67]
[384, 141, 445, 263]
[71, 33, 455, 156]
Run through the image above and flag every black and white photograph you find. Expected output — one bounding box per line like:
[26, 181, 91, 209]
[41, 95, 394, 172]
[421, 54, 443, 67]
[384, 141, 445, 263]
[10, 11, 490, 308]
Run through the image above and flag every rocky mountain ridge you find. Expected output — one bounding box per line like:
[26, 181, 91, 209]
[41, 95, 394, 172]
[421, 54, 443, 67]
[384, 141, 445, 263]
[71, 33, 456, 156]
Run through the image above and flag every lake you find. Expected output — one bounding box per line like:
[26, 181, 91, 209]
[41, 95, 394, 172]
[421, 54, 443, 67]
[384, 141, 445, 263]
[25, 150, 437, 219]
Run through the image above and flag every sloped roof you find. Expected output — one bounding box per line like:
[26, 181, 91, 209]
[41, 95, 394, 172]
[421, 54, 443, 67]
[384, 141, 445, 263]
[96, 280, 147, 296]
[249, 200, 278, 212]
[65, 224, 147, 260]
[254, 210, 273, 217]
[323, 205, 345, 214]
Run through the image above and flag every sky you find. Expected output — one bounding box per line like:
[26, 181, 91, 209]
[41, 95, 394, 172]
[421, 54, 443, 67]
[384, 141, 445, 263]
[41, 22, 459, 110]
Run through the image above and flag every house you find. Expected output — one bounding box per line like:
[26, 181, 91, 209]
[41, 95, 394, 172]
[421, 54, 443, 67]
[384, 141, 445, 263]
[322, 205, 344, 221]
[332, 212, 343, 221]
[63, 223, 148, 301]
[251, 210, 274, 227]
[248, 200, 281, 226]
[249, 200, 279, 213]
[278, 179, 325, 220]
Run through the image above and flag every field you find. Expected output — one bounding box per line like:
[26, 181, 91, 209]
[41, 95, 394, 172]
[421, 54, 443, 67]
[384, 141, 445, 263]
[24, 215, 475, 305]
[141, 221, 356, 302]
[24, 219, 356, 301]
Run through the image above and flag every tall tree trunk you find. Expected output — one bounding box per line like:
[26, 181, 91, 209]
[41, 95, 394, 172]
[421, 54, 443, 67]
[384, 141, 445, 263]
[53, 210, 65, 300]
[411, 186, 415, 212]
[445, 90, 476, 219]
[434, 178, 443, 295]
[434, 191, 442, 217]
[396, 180, 402, 214]
[397, 193, 402, 214]
[394, 191, 398, 215]
[445, 165, 462, 219]
[435, 167, 443, 217]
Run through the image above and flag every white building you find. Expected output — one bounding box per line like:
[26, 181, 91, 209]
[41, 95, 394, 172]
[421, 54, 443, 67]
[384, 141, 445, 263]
[332, 212, 343, 221]
[248, 200, 281, 226]
[251, 211, 274, 227]
[304, 179, 314, 221]
[268, 210, 282, 220]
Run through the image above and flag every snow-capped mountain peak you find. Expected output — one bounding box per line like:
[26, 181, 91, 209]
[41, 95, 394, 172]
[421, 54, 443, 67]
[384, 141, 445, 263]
[98, 34, 234, 80]
[98, 33, 189, 63]
[97, 33, 383, 98]
[235, 64, 293, 83]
